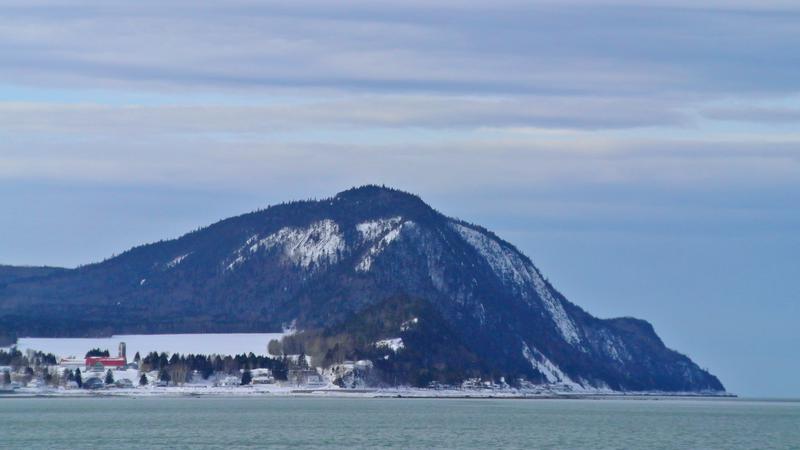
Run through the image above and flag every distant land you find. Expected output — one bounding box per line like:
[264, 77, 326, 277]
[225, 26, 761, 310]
[0, 186, 725, 393]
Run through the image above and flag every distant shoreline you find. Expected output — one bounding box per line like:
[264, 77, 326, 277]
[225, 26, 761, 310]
[0, 388, 737, 400]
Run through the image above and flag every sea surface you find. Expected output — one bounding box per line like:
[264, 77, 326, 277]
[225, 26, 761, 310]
[1, 396, 798, 449]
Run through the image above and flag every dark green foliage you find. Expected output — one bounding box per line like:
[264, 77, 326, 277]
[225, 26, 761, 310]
[139, 374, 148, 386]
[241, 370, 252, 385]
[86, 348, 110, 357]
[104, 369, 114, 385]
[158, 368, 170, 383]
[139, 351, 288, 382]
[0, 329, 16, 347]
[75, 368, 82, 388]
[0, 349, 57, 368]
[274, 296, 491, 387]
[0, 348, 23, 367]
[0, 265, 67, 284]
[296, 352, 308, 369]
[22, 366, 34, 384]
[0, 186, 440, 337]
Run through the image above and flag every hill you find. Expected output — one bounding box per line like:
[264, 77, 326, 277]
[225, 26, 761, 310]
[0, 186, 724, 391]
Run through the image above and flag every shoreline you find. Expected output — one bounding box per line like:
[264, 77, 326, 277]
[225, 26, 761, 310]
[0, 387, 737, 400]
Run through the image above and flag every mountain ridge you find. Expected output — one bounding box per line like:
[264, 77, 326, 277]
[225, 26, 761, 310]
[0, 185, 725, 392]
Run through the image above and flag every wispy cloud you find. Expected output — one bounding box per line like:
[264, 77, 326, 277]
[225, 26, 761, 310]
[1, 0, 798, 194]
[703, 106, 800, 124]
[0, 96, 690, 134]
[2, 1, 799, 96]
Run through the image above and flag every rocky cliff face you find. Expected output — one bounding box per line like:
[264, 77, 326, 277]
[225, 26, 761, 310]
[0, 186, 724, 392]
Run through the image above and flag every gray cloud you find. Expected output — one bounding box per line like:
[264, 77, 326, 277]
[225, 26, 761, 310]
[2, 134, 797, 194]
[2, 0, 798, 193]
[2, 1, 799, 97]
[0, 96, 689, 133]
[702, 106, 800, 124]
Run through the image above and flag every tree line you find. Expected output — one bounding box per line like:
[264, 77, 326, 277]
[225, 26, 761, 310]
[0, 348, 57, 368]
[138, 351, 291, 385]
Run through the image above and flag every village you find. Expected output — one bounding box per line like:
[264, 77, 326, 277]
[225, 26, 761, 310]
[0, 341, 361, 394]
[0, 339, 569, 397]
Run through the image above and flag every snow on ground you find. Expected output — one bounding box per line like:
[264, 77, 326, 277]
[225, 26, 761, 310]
[375, 338, 404, 352]
[356, 217, 403, 241]
[166, 253, 190, 268]
[227, 220, 345, 271]
[521, 341, 580, 388]
[254, 219, 345, 268]
[524, 264, 582, 346]
[4, 333, 291, 359]
[7, 383, 725, 399]
[355, 220, 410, 272]
[451, 222, 530, 288]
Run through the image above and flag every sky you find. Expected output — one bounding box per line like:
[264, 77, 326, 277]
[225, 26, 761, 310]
[1, 0, 798, 397]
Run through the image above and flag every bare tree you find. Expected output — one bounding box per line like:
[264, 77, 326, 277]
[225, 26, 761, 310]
[267, 339, 283, 356]
[168, 363, 190, 385]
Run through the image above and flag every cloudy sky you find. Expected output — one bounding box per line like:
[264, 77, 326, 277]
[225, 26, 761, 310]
[1, 0, 798, 397]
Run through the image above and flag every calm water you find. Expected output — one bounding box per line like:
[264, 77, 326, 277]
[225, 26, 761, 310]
[1, 397, 798, 449]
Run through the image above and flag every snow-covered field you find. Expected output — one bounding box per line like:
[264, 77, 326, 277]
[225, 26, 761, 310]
[3, 333, 290, 359]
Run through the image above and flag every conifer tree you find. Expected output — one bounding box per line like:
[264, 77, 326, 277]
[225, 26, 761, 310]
[105, 369, 114, 385]
[159, 368, 170, 384]
[139, 373, 148, 386]
[75, 368, 83, 388]
[241, 369, 252, 385]
[297, 352, 309, 369]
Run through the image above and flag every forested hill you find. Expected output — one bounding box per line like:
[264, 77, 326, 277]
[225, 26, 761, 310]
[0, 265, 67, 285]
[0, 185, 725, 392]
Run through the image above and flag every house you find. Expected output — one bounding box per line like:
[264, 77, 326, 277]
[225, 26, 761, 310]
[58, 358, 85, 371]
[85, 342, 127, 371]
[286, 369, 325, 386]
[83, 377, 105, 390]
[85, 356, 126, 372]
[250, 368, 274, 385]
[213, 375, 241, 387]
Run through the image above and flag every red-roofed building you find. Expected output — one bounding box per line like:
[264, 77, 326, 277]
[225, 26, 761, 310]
[84, 342, 128, 371]
[85, 356, 126, 371]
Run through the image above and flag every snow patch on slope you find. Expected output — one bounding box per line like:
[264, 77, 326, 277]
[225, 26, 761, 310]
[521, 341, 580, 388]
[225, 235, 259, 271]
[400, 317, 419, 331]
[452, 223, 582, 345]
[357, 216, 402, 241]
[253, 219, 345, 268]
[355, 219, 411, 272]
[375, 337, 404, 352]
[166, 253, 190, 268]
[525, 265, 582, 346]
[227, 220, 345, 270]
[596, 330, 630, 364]
[452, 223, 530, 287]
